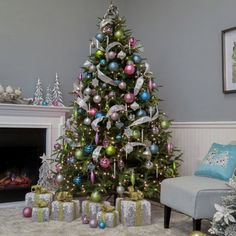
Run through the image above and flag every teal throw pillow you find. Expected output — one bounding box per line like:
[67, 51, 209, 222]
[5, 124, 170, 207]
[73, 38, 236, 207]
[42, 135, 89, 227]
[194, 143, 236, 181]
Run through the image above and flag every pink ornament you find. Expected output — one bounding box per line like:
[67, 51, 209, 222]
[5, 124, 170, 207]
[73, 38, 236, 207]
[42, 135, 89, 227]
[54, 143, 61, 150]
[55, 164, 62, 173]
[107, 51, 116, 60]
[95, 132, 99, 145]
[109, 91, 116, 97]
[90, 170, 95, 184]
[124, 64, 135, 75]
[103, 139, 109, 147]
[152, 82, 157, 89]
[148, 79, 153, 92]
[23, 207, 32, 218]
[88, 108, 97, 116]
[118, 81, 126, 90]
[100, 157, 110, 169]
[167, 143, 174, 155]
[128, 37, 137, 47]
[124, 92, 135, 103]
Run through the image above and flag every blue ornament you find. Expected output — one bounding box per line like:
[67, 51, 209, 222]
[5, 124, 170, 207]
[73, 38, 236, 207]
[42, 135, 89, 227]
[86, 72, 93, 79]
[115, 134, 122, 142]
[139, 91, 151, 102]
[73, 175, 82, 185]
[95, 33, 105, 43]
[98, 221, 106, 229]
[108, 62, 119, 72]
[113, 79, 121, 85]
[84, 144, 93, 154]
[133, 54, 142, 64]
[136, 109, 147, 117]
[95, 111, 105, 119]
[99, 59, 106, 66]
[67, 156, 76, 164]
[150, 144, 159, 154]
[42, 101, 48, 106]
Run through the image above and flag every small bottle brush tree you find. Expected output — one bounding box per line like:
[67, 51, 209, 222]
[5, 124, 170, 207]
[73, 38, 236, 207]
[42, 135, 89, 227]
[33, 77, 43, 105]
[52, 73, 64, 106]
[53, 3, 181, 198]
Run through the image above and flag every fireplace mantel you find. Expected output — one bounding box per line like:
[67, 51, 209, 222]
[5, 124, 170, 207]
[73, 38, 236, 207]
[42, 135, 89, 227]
[0, 103, 71, 156]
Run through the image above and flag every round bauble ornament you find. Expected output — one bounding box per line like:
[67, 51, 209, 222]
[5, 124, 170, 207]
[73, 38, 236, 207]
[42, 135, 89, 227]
[102, 83, 107, 88]
[23, 207, 32, 218]
[100, 156, 110, 169]
[82, 215, 89, 224]
[73, 175, 82, 185]
[85, 72, 92, 79]
[124, 92, 135, 104]
[91, 191, 101, 203]
[115, 134, 122, 142]
[55, 164, 62, 173]
[89, 219, 98, 228]
[102, 24, 113, 35]
[128, 37, 137, 47]
[42, 101, 48, 106]
[84, 87, 92, 95]
[189, 231, 206, 236]
[152, 126, 159, 134]
[152, 82, 157, 88]
[136, 109, 147, 117]
[56, 174, 64, 183]
[143, 149, 152, 159]
[108, 62, 119, 72]
[113, 79, 120, 85]
[88, 107, 97, 116]
[108, 91, 116, 97]
[93, 94, 101, 103]
[75, 149, 83, 160]
[145, 160, 154, 169]
[107, 51, 116, 60]
[67, 156, 76, 164]
[54, 143, 61, 150]
[98, 221, 106, 229]
[95, 49, 104, 59]
[133, 54, 142, 64]
[132, 129, 141, 139]
[99, 58, 106, 66]
[124, 64, 135, 75]
[167, 143, 174, 155]
[118, 81, 126, 90]
[95, 111, 105, 119]
[111, 112, 119, 121]
[139, 91, 151, 102]
[161, 120, 170, 129]
[95, 33, 105, 43]
[89, 64, 96, 73]
[116, 185, 125, 196]
[84, 144, 93, 154]
[150, 144, 159, 154]
[118, 159, 124, 170]
[105, 145, 116, 156]
[114, 30, 124, 40]
[83, 117, 92, 126]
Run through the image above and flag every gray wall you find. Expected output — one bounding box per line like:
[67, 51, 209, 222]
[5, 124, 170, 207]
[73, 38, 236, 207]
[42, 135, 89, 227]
[1, 0, 236, 121]
[122, 0, 236, 121]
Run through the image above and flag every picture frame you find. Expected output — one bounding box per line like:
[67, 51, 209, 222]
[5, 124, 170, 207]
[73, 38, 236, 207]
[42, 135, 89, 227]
[222, 27, 236, 93]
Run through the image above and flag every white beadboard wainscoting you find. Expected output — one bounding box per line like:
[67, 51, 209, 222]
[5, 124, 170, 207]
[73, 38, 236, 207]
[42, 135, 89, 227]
[171, 122, 236, 176]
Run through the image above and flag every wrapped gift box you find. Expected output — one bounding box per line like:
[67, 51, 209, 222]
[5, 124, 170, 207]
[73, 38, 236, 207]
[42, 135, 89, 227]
[51, 200, 80, 222]
[32, 207, 50, 222]
[25, 192, 53, 207]
[81, 200, 110, 219]
[116, 198, 151, 226]
[97, 209, 119, 227]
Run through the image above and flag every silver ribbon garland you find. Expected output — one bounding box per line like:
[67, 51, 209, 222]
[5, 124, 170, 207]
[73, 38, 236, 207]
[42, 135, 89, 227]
[134, 76, 144, 95]
[100, 18, 112, 29]
[123, 142, 147, 158]
[106, 42, 122, 54]
[144, 62, 151, 75]
[83, 60, 93, 68]
[90, 37, 104, 52]
[96, 65, 117, 86]
[92, 146, 103, 162]
[91, 117, 104, 131]
[76, 97, 89, 111]
[106, 105, 125, 117]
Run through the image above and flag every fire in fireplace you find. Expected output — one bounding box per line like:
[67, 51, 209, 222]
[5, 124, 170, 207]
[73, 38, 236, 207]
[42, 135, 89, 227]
[0, 128, 46, 203]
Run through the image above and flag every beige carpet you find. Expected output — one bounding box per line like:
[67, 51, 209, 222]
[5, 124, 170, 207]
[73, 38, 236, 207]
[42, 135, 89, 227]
[0, 203, 210, 236]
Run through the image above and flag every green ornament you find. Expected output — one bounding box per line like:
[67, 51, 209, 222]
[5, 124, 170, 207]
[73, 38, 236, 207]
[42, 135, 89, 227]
[172, 160, 177, 171]
[74, 109, 78, 118]
[63, 143, 69, 152]
[114, 30, 124, 40]
[75, 149, 83, 160]
[105, 145, 116, 156]
[90, 191, 101, 203]
[161, 120, 170, 129]
[95, 49, 104, 59]
[132, 129, 141, 139]
[130, 172, 135, 186]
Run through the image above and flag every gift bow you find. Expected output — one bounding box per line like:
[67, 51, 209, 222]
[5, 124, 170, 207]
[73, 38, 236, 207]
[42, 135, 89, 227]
[55, 191, 73, 202]
[101, 204, 115, 213]
[126, 186, 144, 201]
[31, 185, 48, 194]
[33, 199, 49, 208]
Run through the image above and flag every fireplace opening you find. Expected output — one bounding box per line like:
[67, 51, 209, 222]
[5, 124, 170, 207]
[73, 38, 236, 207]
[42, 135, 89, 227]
[0, 128, 46, 203]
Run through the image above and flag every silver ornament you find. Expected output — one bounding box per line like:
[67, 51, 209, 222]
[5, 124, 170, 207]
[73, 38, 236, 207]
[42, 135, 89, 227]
[102, 83, 107, 88]
[93, 94, 101, 103]
[130, 102, 140, 111]
[118, 81, 126, 90]
[109, 91, 116, 97]
[107, 51, 116, 60]
[84, 87, 92, 95]
[116, 185, 125, 196]
[145, 160, 154, 169]
[89, 65, 96, 72]
[56, 174, 64, 183]
[128, 114, 135, 121]
[143, 149, 152, 160]
[83, 117, 91, 125]
[152, 126, 159, 134]
[111, 112, 119, 121]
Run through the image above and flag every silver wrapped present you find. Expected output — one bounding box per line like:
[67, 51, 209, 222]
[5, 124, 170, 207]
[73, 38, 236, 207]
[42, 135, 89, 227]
[51, 200, 80, 222]
[81, 200, 110, 219]
[97, 210, 119, 227]
[32, 207, 50, 222]
[25, 192, 53, 207]
[116, 198, 151, 226]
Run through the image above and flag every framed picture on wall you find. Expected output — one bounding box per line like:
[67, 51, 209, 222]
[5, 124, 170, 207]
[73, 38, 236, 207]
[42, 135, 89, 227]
[222, 27, 236, 93]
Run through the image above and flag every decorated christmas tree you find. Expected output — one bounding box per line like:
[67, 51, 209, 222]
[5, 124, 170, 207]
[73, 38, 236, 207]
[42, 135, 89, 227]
[53, 3, 181, 199]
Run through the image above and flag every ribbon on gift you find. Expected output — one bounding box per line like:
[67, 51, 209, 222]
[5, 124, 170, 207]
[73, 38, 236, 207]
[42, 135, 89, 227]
[31, 185, 48, 194]
[126, 186, 144, 201]
[100, 204, 118, 227]
[33, 199, 48, 222]
[85, 200, 91, 217]
[135, 201, 142, 226]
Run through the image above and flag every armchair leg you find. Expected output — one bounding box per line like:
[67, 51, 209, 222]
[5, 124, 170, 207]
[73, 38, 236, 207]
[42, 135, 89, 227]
[193, 218, 201, 231]
[164, 205, 171, 228]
